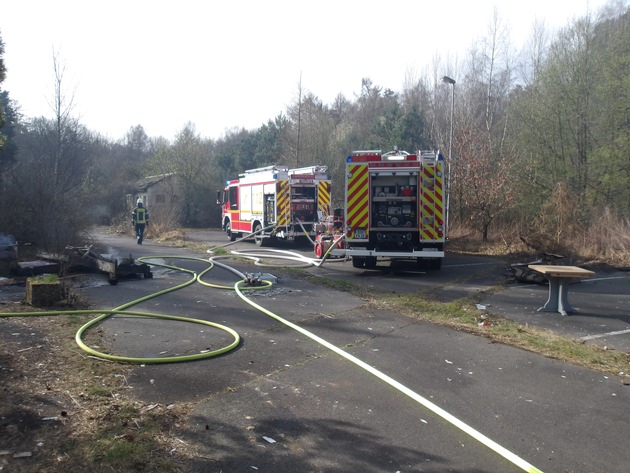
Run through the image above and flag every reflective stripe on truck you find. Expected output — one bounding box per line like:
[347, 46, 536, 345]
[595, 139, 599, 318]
[420, 159, 444, 241]
[346, 163, 369, 240]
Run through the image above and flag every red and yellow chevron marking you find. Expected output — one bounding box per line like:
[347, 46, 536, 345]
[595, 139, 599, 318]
[435, 162, 444, 227]
[318, 181, 331, 215]
[346, 164, 369, 238]
[420, 162, 444, 241]
[276, 180, 290, 227]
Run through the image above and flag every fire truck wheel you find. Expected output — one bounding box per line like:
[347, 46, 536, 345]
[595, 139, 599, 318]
[417, 257, 442, 270]
[428, 258, 442, 270]
[365, 256, 377, 269]
[226, 222, 236, 241]
[254, 224, 266, 247]
[416, 258, 428, 269]
[351, 257, 366, 268]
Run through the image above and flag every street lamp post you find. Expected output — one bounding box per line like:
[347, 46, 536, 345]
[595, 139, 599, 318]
[442, 75, 456, 234]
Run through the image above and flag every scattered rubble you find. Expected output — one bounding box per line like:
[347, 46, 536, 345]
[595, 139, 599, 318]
[509, 252, 566, 284]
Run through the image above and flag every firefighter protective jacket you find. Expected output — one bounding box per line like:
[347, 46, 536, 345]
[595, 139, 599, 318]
[132, 206, 148, 225]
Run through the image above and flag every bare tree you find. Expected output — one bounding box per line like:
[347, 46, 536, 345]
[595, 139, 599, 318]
[518, 19, 553, 85]
[455, 8, 518, 239]
[0, 33, 6, 153]
[287, 73, 304, 167]
[146, 123, 216, 226]
[8, 52, 93, 250]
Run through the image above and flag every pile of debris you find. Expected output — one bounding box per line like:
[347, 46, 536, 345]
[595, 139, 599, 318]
[0, 238, 152, 285]
[57, 246, 153, 285]
[509, 252, 565, 284]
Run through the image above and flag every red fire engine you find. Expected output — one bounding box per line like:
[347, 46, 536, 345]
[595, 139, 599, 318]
[217, 165, 331, 246]
[330, 148, 446, 269]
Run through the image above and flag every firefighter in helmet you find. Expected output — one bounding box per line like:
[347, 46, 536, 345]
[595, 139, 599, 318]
[132, 199, 149, 244]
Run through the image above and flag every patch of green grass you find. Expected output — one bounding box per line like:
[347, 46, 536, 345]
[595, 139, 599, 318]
[30, 274, 60, 284]
[117, 404, 140, 419]
[383, 291, 629, 375]
[208, 246, 228, 256]
[294, 270, 370, 296]
[94, 434, 157, 465]
[301, 275, 629, 376]
[85, 385, 113, 397]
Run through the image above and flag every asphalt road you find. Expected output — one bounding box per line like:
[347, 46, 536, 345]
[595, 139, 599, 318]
[75, 228, 630, 473]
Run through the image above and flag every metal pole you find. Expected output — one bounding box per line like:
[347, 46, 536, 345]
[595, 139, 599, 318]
[442, 76, 456, 234]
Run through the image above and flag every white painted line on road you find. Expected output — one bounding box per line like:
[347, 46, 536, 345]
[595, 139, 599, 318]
[580, 328, 630, 341]
[583, 276, 628, 283]
[236, 281, 545, 473]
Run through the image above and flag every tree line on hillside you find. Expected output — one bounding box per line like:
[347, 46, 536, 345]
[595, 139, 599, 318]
[0, 1, 629, 259]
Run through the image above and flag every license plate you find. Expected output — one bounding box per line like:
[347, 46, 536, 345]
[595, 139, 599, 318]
[354, 229, 366, 239]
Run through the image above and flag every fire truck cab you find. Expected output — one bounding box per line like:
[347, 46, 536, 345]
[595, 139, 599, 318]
[217, 165, 331, 246]
[333, 148, 446, 269]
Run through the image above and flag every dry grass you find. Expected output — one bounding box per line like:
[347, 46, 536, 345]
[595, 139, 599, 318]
[447, 210, 630, 268]
[579, 209, 630, 266]
[372, 293, 630, 377]
[0, 304, 197, 472]
[448, 182, 630, 267]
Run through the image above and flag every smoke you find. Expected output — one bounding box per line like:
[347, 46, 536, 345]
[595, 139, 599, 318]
[81, 246, 125, 264]
[0, 233, 16, 251]
[0, 233, 16, 248]
[0, 233, 17, 263]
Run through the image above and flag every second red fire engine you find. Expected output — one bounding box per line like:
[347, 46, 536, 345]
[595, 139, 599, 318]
[218, 165, 331, 246]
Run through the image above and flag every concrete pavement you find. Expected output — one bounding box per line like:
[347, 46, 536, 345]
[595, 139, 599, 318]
[69, 229, 630, 473]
